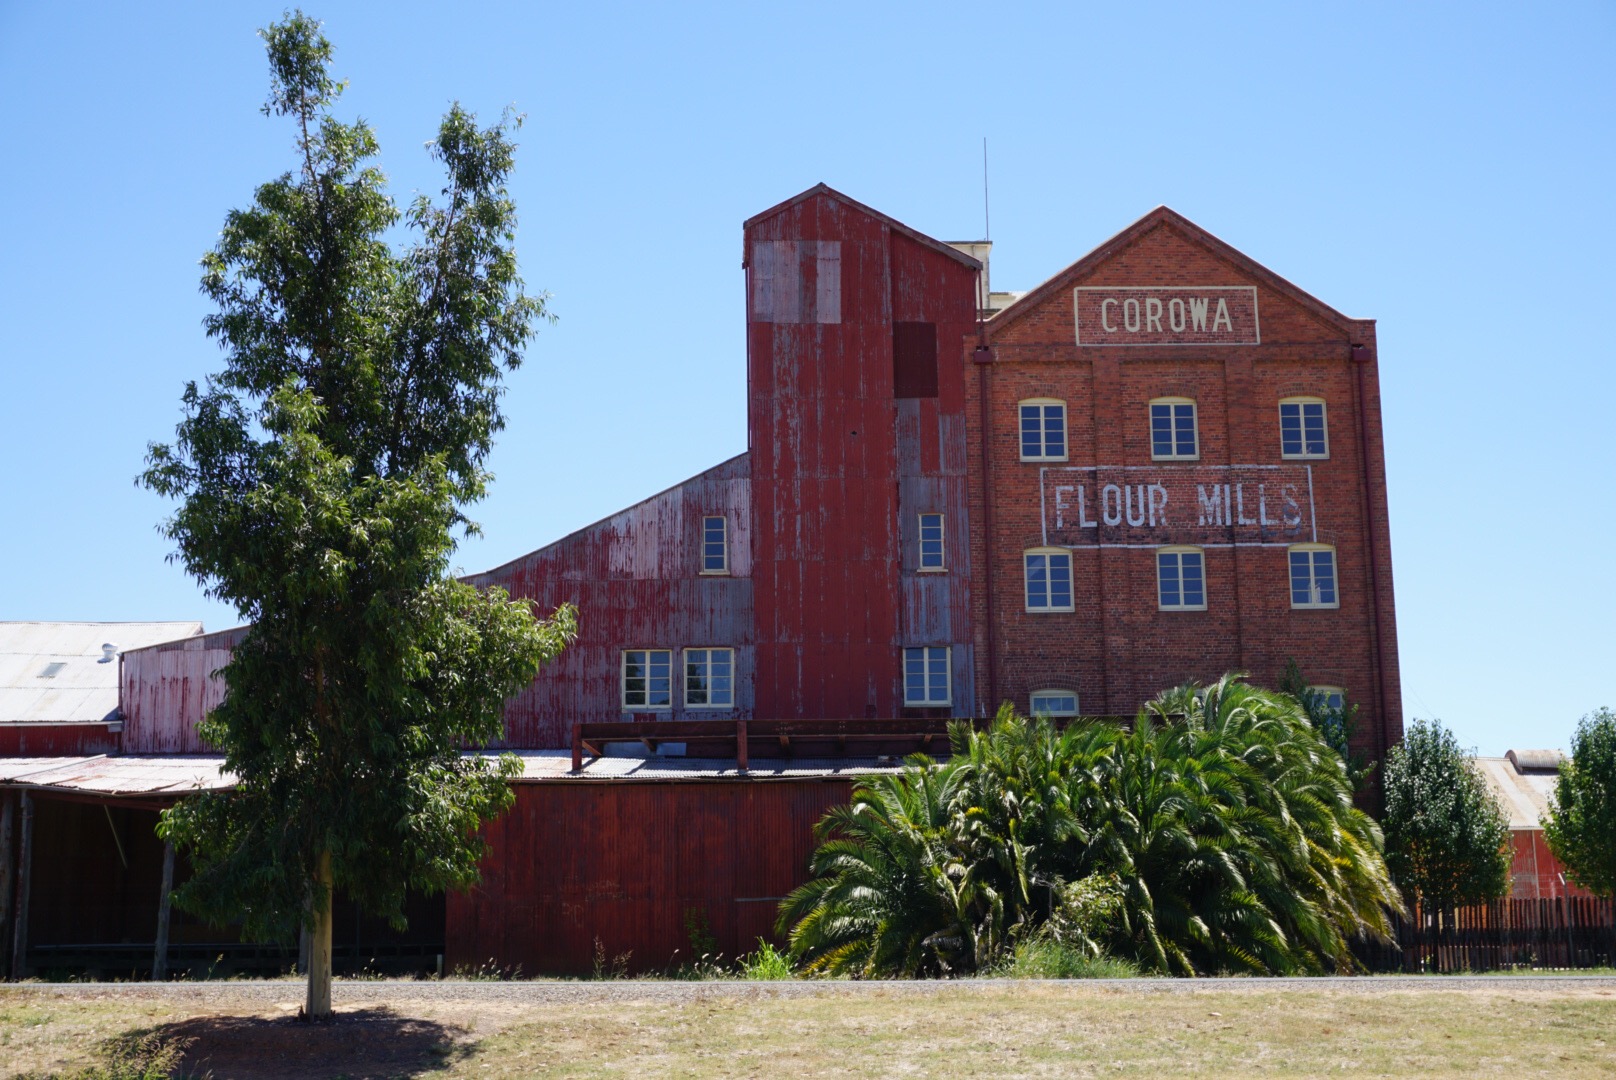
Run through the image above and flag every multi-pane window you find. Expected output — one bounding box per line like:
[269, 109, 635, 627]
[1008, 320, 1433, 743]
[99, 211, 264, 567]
[903, 646, 951, 706]
[1279, 398, 1328, 458]
[684, 648, 734, 708]
[1024, 549, 1074, 611]
[1289, 544, 1339, 608]
[622, 649, 672, 709]
[1029, 689, 1079, 717]
[1019, 400, 1067, 461]
[1150, 398, 1199, 460]
[918, 513, 945, 571]
[1156, 547, 1207, 610]
[701, 516, 728, 574]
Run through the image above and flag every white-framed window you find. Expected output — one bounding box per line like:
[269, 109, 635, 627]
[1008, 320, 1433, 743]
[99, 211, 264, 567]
[1156, 546, 1207, 611]
[701, 516, 728, 574]
[1029, 689, 1079, 717]
[903, 646, 951, 706]
[1308, 685, 1346, 712]
[1024, 548, 1074, 612]
[1149, 397, 1199, 460]
[684, 647, 734, 708]
[622, 649, 673, 709]
[1019, 399, 1067, 461]
[1279, 397, 1329, 459]
[918, 512, 945, 571]
[1288, 544, 1339, 609]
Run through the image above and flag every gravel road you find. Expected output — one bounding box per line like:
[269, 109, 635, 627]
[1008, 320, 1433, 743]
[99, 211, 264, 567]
[9, 974, 1615, 1006]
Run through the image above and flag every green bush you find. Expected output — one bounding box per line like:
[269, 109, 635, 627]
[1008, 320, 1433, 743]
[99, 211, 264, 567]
[994, 940, 1140, 980]
[740, 939, 795, 980]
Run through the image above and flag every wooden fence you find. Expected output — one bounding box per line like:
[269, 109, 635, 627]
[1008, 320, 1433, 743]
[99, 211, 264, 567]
[1355, 897, 1616, 973]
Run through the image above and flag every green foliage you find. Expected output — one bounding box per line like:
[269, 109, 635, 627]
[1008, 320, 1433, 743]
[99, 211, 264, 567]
[779, 676, 1401, 977]
[1277, 658, 1374, 791]
[739, 939, 795, 980]
[140, 10, 574, 952]
[992, 939, 1140, 979]
[1543, 707, 1616, 898]
[1382, 719, 1512, 912]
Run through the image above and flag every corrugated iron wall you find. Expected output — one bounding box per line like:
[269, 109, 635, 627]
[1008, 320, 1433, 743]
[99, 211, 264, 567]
[119, 628, 243, 754]
[446, 778, 849, 975]
[468, 454, 754, 747]
[746, 191, 978, 719]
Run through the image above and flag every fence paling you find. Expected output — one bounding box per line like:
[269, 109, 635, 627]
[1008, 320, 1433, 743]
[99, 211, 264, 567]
[1353, 897, 1615, 973]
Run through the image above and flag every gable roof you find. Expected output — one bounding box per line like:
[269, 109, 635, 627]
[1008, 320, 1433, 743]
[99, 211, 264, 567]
[744, 183, 982, 271]
[986, 205, 1365, 339]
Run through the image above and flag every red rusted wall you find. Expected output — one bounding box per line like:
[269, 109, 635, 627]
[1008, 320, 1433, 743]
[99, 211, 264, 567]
[1509, 828, 1594, 901]
[468, 455, 754, 748]
[119, 628, 241, 754]
[446, 778, 850, 974]
[0, 724, 119, 756]
[745, 189, 979, 719]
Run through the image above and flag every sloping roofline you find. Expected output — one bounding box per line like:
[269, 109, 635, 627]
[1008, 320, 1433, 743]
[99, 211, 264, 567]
[986, 205, 1368, 339]
[744, 183, 983, 272]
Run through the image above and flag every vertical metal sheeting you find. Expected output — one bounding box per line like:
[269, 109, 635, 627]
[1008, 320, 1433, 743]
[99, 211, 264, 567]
[446, 778, 852, 975]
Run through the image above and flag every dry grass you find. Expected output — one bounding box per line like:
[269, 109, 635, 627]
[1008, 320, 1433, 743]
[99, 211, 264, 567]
[3, 982, 1613, 1079]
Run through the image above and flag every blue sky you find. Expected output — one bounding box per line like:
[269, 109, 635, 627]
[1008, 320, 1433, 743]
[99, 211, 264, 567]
[1, 2, 1610, 755]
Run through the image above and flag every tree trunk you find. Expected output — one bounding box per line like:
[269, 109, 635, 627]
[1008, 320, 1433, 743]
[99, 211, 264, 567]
[304, 850, 333, 1019]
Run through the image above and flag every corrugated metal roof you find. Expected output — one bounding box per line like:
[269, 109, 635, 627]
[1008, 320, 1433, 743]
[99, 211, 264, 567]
[0, 621, 203, 724]
[1471, 755, 1562, 830]
[0, 754, 231, 795]
[0, 750, 901, 796]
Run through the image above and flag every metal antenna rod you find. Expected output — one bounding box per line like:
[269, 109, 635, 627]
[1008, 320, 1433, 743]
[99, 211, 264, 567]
[982, 137, 990, 241]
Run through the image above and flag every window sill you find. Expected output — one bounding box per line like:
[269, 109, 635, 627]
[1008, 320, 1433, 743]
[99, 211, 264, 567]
[1158, 606, 1209, 613]
[917, 567, 948, 574]
[1151, 455, 1201, 463]
[698, 569, 731, 577]
[1289, 603, 1340, 611]
[1280, 454, 1330, 461]
[1025, 607, 1075, 614]
[1020, 456, 1069, 464]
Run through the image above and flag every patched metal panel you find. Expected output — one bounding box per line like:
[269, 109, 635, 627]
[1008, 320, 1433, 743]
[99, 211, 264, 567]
[749, 240, 841, 325]
[120, 646, 231, 754]
[469, 455, 755, 748]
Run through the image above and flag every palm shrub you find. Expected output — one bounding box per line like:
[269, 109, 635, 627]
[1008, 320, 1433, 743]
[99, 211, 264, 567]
[779, 674, 1402, 977]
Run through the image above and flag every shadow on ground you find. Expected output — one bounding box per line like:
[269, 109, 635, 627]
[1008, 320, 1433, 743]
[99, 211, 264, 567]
[157, 1008, 475, 1080]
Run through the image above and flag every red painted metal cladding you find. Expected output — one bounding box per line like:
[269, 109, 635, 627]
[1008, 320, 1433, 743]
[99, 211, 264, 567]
[745, 188, 979, 719]
[446, 778, 851, 975]
[0, 724, 119, 756]
[468, 454, 755, 748]
[119, 627, 243, 754]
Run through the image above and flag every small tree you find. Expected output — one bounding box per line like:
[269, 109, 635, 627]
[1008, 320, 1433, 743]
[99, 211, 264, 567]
[1381, 719, 1511, 914]
[1543, 708, 1616, 898]
[141, 12, 575, 1019]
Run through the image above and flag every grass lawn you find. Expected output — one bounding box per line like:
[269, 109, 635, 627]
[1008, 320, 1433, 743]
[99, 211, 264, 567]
[2, 981, 1613, 1078]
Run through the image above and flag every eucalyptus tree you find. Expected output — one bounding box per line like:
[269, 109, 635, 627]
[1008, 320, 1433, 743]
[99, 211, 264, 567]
[141, 12, 574, 1018]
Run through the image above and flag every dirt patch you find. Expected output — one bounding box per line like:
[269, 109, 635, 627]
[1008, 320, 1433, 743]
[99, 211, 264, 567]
[158, 1008, 472, 1080]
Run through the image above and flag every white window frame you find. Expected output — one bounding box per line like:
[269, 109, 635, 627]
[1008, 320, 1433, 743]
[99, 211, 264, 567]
[1023, 548, 1075, 612]
[1149, 397, 1200, 461]
[1156, 546, 1208, 611]
[1029, 689, 1080, 717]
[1288, 543, 1340, 609]
[903, 646, 951, 707]
[683, 647, 735, 709]
[1279, 396, 1329, 460]
[1018, 398, 1068, 462]
[918, 512, 946, 572]
[621, 648, 673, 710]
[700, 516, 728, 575]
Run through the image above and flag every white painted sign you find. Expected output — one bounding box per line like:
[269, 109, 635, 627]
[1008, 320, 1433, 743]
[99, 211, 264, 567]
[1074, 286, 1259, 346]
[1040, 464, 1315, 549]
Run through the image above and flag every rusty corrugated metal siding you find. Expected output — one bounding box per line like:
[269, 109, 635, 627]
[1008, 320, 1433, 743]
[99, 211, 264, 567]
[747, 190, 978, 719]
[118, 627, 242, 754]
[446, 778, 850, 974]
[468, 454, 754, 748]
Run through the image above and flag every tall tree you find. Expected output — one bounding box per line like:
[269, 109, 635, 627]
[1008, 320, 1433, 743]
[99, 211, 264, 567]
[1381, 720, 1511, 914]
[141, 12, 575, 1019]
[1543, 708, 1616, 898]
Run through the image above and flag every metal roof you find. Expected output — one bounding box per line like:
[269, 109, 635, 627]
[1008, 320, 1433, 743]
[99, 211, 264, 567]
[0, 754, 231, 796]
[0, 749, 902, 798]
[0, 621, 204, 724]
[1471, 755, 1564, 830]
